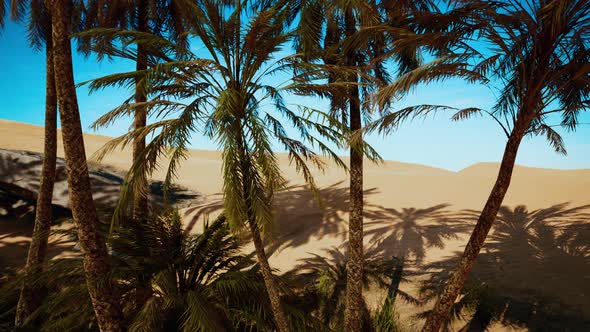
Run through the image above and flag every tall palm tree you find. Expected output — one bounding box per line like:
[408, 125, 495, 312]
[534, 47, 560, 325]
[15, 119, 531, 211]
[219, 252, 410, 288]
[81, 0, 190, 221]
[87, 1, 345, 330]
[418, 1, 590, 330]
[292, 1, 438, 329]
[48, 0, 124, 330]
[3, 1, 59, 327]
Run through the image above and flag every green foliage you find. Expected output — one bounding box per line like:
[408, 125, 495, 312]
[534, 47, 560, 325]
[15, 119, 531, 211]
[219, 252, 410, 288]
[3, 0, 52, 48]
[373, 296, 405, 332]
[368, 0, 590, 155]
[5, 0, 589, 331]
[78, 0, 191, 58]
[4, 0, 86, 49]
[0, 212, 278, 331]
[88, 0, 347, 236]
[113, 211, 274, 331]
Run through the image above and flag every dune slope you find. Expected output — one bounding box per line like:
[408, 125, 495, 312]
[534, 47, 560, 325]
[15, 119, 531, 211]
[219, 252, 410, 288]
[1, 119, 589, 331]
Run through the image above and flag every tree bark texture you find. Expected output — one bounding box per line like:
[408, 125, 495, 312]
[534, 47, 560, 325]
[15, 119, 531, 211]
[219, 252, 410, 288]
[50, 1, 124, 331]
[15, 28, 58, 328]
[132, 0, 149, 222]
[249, 220, 291, 332]
[344, 82, 364, 332]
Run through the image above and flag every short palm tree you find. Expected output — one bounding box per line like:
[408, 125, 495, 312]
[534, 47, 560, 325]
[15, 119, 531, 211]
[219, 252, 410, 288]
[47, 0, 124, 330]
[88, 1, 345, 331]
[3, 0, 59, 327]
[415, 1, 590, 330]
[113, 212, 274, 331]
[1, 212, 276, 331]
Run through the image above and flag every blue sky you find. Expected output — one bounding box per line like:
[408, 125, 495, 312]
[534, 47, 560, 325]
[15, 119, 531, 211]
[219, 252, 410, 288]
[0, 20, 588, 171]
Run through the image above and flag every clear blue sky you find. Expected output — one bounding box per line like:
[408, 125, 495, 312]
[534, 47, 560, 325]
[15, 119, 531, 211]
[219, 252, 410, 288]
[1, 20, 588, 171]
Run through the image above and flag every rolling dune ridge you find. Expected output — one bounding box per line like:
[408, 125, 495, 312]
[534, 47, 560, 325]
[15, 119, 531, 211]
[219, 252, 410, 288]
[1, 120, 589, 331]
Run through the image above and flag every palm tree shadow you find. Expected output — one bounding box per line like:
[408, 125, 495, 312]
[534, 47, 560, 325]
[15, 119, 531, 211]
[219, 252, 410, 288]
[418, 202, 590, 331]
[365, 204, 473, 262]
[266, 182, 386, 255]
[181, 196, 225, 235]
[362, 204, 473, 305]
[181, 181, 395, 260]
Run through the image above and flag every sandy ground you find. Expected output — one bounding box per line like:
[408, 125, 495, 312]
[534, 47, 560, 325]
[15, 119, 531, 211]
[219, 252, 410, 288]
[1, 119, 589, 331]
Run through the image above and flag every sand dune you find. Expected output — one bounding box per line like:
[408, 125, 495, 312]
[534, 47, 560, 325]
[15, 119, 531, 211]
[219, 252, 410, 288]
[1, 119, 589, 331]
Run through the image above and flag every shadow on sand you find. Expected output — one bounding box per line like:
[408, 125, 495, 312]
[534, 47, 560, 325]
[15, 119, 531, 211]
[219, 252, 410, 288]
[2, 151, 589, 331]
[418, 203, 590, 331]
[0, 149, 201, 274]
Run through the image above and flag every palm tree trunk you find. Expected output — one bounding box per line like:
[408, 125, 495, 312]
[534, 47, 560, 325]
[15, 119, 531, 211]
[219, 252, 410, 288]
[421, 114, 532, 332]
[344, 82, 364, 332]
[248, 220, 290, 332]
[14, 28, 58, 328]
[343, 6, 365, 331]
[50, 1, 123, 331]
[132, 0, 149, 221]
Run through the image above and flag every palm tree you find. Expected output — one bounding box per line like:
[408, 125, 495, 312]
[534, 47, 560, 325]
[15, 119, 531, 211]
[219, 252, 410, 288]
[80, 0, 190, 221]
[47, 0, 124, 330]
[113, 212, 274, 331]
[418, 1, 590, 330]
[1, 212, 281, 331]
[87, 1, 345, 330]
[3, 1, 59, 327]
[291, 1, 438, 329]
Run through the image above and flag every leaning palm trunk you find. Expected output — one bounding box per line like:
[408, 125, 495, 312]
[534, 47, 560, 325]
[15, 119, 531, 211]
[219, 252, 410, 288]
[14, 29, 58, 328]
[248, 220, 290, 332]
[421, 111, 534, 332]
[50, 1, 123, 331]
[132, 0, 149, 221]
[237, 133, 290, 332]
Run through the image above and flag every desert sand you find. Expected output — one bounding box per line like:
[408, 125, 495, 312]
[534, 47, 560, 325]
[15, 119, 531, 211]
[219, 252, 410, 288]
[1, 119, 589, 331]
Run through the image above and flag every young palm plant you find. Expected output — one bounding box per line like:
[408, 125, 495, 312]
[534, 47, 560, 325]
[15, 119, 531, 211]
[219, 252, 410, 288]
[3, 0, 61, 327]
[113, 212, 274, 331]
[1, 212, 276, 331]
[88, 1, 346, 331]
